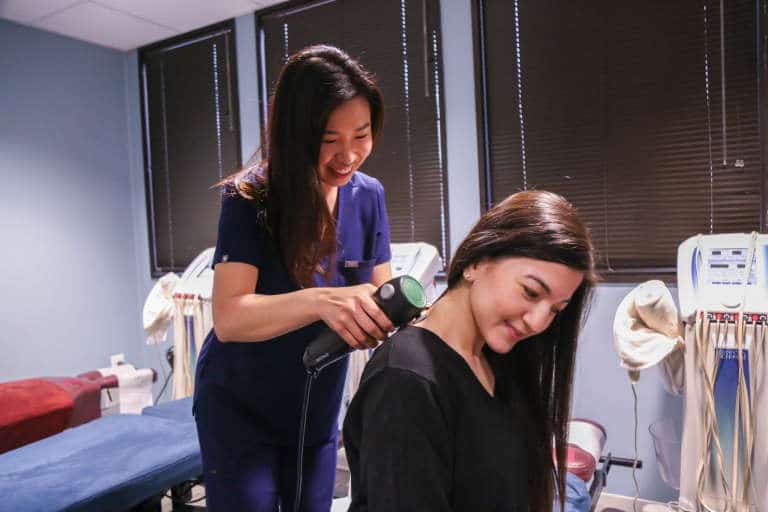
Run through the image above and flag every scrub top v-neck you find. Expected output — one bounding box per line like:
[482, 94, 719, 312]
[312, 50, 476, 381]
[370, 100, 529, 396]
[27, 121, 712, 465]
[194, 171, 391, 447]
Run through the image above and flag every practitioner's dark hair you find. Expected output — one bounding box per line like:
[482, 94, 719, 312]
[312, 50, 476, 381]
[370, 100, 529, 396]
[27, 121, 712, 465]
[219, 45, 383, 287]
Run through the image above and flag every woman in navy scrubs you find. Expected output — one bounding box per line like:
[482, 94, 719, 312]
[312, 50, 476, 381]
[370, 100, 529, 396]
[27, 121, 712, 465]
[193, 45, 394, 511]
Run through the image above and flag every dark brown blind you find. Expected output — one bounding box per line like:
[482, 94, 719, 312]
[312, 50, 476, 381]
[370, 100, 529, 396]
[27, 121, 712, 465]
[140, 22, 241, 276]
[258, 0, 450, 262]
[477, 0, 764, 276]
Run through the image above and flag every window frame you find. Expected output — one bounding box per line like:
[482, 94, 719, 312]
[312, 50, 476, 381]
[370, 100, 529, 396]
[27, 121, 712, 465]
[139, 20, 243, 278]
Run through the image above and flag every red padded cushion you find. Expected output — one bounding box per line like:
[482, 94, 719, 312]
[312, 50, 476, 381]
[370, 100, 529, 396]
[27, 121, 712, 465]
[45, 377, 102, 427]
[0, 379, 73, 454]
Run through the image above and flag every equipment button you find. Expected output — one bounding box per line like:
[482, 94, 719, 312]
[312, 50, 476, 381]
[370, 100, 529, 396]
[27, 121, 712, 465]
[380, 283, 395, 300]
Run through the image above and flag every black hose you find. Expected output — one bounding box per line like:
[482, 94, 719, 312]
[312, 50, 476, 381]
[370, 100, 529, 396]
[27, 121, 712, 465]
[293, 369, 317, 512]
[154, 368, 173, 403]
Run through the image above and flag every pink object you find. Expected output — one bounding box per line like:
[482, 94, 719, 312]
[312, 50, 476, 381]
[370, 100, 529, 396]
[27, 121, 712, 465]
[564, 419, 607, 481]
[565, 444, 597, 482]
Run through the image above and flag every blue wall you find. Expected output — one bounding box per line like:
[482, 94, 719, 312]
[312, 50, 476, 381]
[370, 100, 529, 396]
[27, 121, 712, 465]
[1, 3, 682, 503]
[573, 284, 682, 503]
[0, 19, 158, 380]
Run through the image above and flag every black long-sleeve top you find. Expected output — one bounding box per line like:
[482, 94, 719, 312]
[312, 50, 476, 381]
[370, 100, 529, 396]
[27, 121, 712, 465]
[343, 325, 530, 511]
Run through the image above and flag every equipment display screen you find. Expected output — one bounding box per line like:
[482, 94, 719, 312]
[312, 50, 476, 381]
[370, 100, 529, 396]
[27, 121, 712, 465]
[706, 248, 757, 286]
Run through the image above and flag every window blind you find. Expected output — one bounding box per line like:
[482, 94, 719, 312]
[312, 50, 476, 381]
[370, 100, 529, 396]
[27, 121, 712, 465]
[476, 0, 765, 277]
[140, 21, 241, 276]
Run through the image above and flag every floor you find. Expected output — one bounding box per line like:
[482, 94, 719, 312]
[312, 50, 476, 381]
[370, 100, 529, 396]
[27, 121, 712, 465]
[158, 485, 353, 511]
[160, 484, 206, 511]
[595, 493, 676, 511]
[158, 487, 674, 512]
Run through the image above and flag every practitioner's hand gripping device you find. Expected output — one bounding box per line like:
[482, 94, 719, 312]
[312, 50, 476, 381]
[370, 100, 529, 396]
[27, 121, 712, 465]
[294, 275, 427, 511]
[302, 275, 428, 373]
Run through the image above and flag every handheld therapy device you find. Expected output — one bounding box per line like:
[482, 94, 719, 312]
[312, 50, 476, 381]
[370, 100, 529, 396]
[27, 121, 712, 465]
[302, 275, 427, 372]
[295, 276, 427, 511]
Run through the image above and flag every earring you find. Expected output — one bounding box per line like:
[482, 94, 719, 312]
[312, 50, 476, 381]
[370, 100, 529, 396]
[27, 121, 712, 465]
[463, 271, 473, 282]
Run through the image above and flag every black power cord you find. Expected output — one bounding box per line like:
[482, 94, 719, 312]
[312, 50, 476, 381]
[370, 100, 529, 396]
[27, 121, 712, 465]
[293, 370, 318, 512]
[154, 347, 174, 403]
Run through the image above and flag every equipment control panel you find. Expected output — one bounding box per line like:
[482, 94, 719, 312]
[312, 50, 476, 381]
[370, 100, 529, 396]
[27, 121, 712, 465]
[677, 233, 768, 321]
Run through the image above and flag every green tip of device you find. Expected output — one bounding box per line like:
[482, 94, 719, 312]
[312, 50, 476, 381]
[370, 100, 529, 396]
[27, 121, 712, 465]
[400, 275, 427, 308]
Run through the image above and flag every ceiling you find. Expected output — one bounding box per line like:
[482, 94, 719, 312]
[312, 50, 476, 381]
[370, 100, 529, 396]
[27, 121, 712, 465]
[0, 0, 284, 51]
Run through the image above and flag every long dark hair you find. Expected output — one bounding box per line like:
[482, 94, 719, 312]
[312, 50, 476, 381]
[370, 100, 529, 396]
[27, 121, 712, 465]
[446, 190, 597, 512]
[222, 45, 383, 287]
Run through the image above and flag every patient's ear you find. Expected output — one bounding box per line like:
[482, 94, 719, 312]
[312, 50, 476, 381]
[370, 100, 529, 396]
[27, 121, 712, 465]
[468, 259, 493, 279]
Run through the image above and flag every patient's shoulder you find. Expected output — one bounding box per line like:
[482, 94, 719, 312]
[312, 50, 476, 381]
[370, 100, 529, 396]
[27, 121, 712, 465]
[365, 325, 448, 384]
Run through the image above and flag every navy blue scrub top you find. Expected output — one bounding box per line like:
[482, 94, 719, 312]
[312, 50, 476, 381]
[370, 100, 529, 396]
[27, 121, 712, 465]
[195, 171, 391, 446]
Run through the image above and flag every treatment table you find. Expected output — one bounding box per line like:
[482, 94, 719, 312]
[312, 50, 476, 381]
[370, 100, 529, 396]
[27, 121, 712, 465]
[0, 397, 200, 511]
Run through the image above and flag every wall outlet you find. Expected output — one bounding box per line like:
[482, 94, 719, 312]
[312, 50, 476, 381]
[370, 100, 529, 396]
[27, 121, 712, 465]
[110, 353, 125, 367]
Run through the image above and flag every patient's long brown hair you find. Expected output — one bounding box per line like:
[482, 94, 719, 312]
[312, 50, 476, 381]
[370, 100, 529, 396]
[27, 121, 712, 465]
[221, 45, 383, 287]
[446, 190, 597, 512]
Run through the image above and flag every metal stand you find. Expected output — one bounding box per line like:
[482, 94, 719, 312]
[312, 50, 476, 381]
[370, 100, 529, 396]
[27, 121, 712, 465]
[589, 452, 643, 512]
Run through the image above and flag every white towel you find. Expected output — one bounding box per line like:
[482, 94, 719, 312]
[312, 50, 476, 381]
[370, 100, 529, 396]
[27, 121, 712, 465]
[99, 363, 154, 414]
[143, 272, 180, 345]
[613, 280, 684, 384]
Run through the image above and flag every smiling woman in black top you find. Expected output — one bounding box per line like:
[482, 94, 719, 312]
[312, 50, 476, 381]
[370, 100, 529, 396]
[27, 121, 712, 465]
[343, 190, 597, 511]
